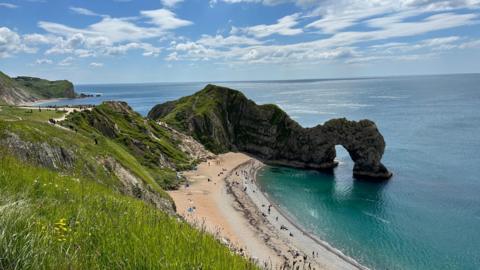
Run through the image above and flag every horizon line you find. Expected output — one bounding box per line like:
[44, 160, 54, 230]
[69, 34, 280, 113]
[74, 72, 480, 85]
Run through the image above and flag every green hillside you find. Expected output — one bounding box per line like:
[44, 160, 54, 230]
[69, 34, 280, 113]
[15, 76, 75, 99]
[0, 105, 256, 269]
[61, 101, 196, 189]
[0, 71, 76, 105]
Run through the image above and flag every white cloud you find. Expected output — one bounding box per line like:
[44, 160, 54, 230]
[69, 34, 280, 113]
[197, 34, 263, 47]
[161, 0, 184, 7]
[3, 0, 480, 70]
[23, 33, 56, 44]
[39, 18, 159, 43]
[231, 13, 302, 38]
[306, 0, 480, 34]
[104, 42, 161, 57]
[170, 8, 478, 66]
[41, 31, 161, 58]
[0, 2, 18, 8]
[0, 27, 36, 58]
[211, 0, 315, 7]
[58, 56, 74, 66]
[69, 6, 104, 17]
[458, 39, 480, 49]
[165, 51, 178, 61]
[89, 62, 104, 67]
[216, 0, 480, 8]
[35, 58, 53, 64]
[39, 9, 191, 46]
[140, 9, 193, 30]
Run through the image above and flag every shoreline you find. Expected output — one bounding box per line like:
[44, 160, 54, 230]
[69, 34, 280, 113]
[171, 152, 368, 269]
[249, 164, 368, 270]
[20, 95, 97, 107]
[20, 98, 66, 107]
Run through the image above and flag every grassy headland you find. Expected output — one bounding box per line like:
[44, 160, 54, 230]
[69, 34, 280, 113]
[0, 104, 257, 269]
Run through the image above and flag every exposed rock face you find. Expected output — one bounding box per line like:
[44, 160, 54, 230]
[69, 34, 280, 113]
[149, 84, 392, 180]
[0, 72, 37, 105]
[1, 132, 75, 170]
[101, 157, 176, 215]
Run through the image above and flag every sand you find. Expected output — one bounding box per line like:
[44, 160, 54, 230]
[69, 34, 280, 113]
[169, 152, 368, 269]
[20, 98, 67, 107]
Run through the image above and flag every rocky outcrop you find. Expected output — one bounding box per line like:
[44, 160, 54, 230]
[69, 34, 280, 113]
[156, 121, 214, 162]
[101, 157, 176, 215]
[0, 132, 75, 170]
[149, 84, 392, 180]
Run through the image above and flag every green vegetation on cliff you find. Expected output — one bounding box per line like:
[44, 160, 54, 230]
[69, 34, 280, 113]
[0, 71, 76, 105]
[14, 76, 75, 99]
[149, 84, 288, 153]
[62, 101, 195, 189]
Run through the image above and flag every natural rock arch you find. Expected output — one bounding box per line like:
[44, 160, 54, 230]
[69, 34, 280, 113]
[149, 84, 392, 181]
[311, 119, 392, 180]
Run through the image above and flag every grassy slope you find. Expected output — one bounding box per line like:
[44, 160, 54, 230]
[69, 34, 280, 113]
[62, 102, 194, 189]
[0, 71, 75, 105]
[14, 76, 75, 99]
[0, 106, 171, 204]
[0, 106, 257, 269]
[0, 154, 256, 269]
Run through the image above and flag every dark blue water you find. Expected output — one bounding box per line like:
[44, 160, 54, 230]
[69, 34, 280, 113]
[42, 74, 480, 269]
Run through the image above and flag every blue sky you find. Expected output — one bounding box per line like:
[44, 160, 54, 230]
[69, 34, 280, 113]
[0, 0, 479, 83]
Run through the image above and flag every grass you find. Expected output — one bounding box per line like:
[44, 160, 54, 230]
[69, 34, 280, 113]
[62, 102, 194, 189]
[14, 76, 74, 99]
[0, 106, 172, 203]
[0, 154, 257, 269]
[0, 106, 64, 122]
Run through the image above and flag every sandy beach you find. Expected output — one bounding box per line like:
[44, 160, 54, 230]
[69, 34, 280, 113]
[20, 98, 65, 107]
[169, 152, 368, 269]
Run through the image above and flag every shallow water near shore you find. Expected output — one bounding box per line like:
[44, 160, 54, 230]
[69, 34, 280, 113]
[41, 74, 480, 269]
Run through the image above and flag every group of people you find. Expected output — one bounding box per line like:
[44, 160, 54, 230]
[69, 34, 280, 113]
[225, 164, 324, 270]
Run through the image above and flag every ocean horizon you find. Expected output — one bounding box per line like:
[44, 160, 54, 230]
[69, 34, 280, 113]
[41, 73, 480, 269]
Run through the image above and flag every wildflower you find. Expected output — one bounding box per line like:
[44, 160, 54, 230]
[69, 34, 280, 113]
[54, 218, 71, 242]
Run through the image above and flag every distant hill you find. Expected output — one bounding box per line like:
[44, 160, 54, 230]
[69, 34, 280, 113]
[0, 71, 76, 105]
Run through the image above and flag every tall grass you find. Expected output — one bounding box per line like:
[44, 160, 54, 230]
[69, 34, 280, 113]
[0, 155, 257, 269]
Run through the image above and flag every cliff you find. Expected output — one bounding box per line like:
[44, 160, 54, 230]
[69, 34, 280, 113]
[148, 84, 392, 180]
[0, 71, 76, 105]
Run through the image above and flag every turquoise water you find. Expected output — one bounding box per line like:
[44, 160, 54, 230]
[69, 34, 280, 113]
[42, 74, 480, 269]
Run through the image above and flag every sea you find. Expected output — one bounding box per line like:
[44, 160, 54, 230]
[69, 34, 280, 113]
[41, 74, 480, 270]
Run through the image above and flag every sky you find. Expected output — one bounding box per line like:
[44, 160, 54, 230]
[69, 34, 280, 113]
[0, 0, 479, 83]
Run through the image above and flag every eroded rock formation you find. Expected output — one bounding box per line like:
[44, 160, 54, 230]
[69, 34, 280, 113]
[149, 84, 392, 180]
